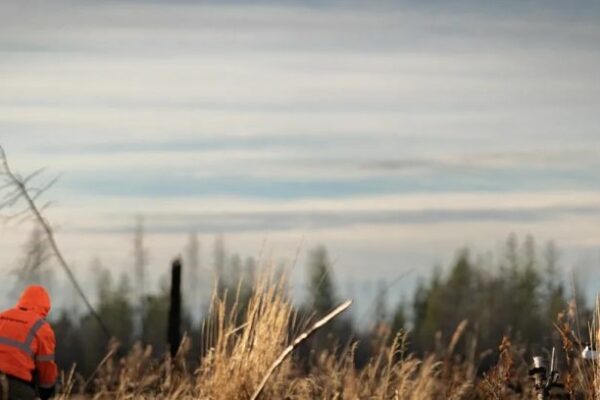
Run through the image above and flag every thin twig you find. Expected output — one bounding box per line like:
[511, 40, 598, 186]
[447, 319, 469, 358]
[359, 268, 415, 322]
[339, 268, 414, 358]
[83, 342, 119, 389]
[250, 300, 352, 400]
[225, 322, 248, 339]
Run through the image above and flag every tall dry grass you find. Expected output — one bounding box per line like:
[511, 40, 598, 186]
[55, 271, 599, 399]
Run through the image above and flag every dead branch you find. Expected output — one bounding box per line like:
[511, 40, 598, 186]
[250, 299, 352, 400]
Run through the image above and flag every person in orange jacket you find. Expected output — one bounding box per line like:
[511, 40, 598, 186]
[0, 285, 57, 400]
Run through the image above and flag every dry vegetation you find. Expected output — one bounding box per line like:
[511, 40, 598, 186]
[52, 271, 600, 400]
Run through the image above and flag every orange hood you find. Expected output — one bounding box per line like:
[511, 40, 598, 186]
[17, 285, 51, 317]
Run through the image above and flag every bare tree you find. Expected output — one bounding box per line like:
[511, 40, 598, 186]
[133, 216, 148, 303]
[131, 216, 150, 339]
[12, 226, 55, 297]
[185, 231, 201, 322]
[0, 145, 111, 338]
[213, 235, 226, 292]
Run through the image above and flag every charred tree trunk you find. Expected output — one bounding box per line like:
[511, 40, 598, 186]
[168, 258, 182, 358]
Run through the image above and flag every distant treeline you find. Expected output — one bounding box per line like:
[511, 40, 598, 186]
[12, 227, 590, 376]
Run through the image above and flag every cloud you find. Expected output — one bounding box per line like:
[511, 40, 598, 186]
[3, 0, 599, 168]
[31, 190, 600, 234]
[70, 204, 600, 235]
[1, 0, 600, 298]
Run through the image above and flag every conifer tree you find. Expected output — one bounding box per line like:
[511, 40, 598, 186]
[307, 245, 337, 316]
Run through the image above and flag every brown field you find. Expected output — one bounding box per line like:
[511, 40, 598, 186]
[54, 272, 600, 400]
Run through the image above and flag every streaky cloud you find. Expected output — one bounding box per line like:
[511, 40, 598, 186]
[73, 203, 600, 234]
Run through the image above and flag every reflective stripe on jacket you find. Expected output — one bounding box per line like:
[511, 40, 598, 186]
[0, 286, 57, 387]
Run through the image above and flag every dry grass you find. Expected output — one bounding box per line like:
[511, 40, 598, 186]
[55, 273, 600, 400]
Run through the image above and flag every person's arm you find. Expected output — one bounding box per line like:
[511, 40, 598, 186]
[35, 323, 58, 400]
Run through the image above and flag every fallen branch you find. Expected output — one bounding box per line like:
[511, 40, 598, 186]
[250, 300, 352, 400]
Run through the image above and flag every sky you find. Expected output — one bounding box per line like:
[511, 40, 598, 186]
[1, 0, 600, 314]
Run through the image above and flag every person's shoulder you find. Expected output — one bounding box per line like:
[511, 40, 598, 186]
[34, 319, 56, 352]
[36, 318, 55, 337]
[0, 307, 25, 320]
[0, 306, 16, 315]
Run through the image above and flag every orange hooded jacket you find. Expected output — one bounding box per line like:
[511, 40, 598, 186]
[0, 285, 57, 389]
